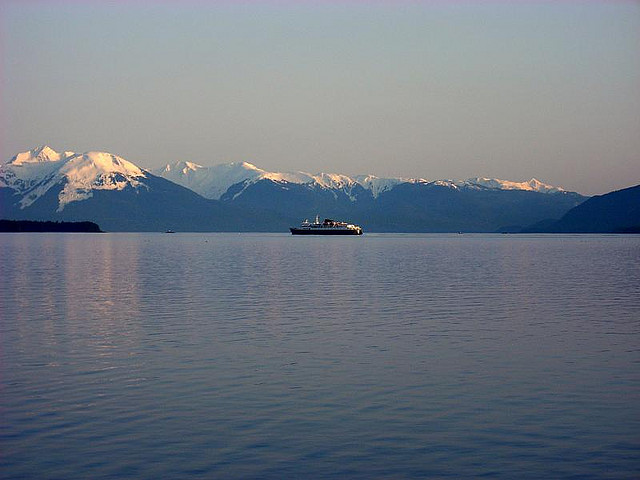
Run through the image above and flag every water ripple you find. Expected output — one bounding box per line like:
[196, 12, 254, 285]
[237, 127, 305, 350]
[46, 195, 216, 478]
[1, 233, 639, 479]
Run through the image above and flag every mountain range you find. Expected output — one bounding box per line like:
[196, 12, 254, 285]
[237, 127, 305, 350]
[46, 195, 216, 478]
[2, 145, 634, 232]
[153, 160, 566, 201]
[0, 147, 263, 231]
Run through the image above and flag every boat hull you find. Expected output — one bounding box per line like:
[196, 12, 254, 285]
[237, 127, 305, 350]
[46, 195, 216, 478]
[290, 228, 362, 235]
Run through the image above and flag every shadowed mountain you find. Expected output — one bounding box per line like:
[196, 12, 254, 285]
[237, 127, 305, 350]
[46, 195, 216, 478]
[220, 178, 585, 232]
[522, 184, 640, 233]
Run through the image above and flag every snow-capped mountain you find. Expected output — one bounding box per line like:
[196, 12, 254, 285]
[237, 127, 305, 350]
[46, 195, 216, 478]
[432, 177, 565, 194]
[149, 157, 584, 232]
[1, 146, 586, 232]
[1, 146, 146, 211]
[0, 146, 279, 231]
[153, 160, 563, 201]
[154, 161, 266, 201]
[153, 161, 370, 200]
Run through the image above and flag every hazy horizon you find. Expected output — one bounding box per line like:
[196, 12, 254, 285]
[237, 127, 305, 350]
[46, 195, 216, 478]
[2, 1, 639, 195]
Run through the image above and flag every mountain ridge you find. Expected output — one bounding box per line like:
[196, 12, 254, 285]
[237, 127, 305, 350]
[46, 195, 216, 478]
[153, 158, 568, 200]
[1, 146, 591, 232]
[522, 184, 640, 233]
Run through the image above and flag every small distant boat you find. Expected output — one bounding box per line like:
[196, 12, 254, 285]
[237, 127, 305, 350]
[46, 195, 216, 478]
[290, 216, 363, 235]
[165, 230, 175, 234]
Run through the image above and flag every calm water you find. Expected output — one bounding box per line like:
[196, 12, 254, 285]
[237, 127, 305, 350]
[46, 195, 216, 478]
[1, 233, 639, 479]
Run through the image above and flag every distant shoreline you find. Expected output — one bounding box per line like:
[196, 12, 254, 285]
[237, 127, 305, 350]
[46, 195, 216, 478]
[1, 220, 638, 234]
[0, 220, 103, 233]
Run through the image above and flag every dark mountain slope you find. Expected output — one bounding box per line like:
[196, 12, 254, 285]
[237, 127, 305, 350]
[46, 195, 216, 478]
[523, 184, 640, 233]
[223, 180, 586, 232]
[5, 173, 282, 232]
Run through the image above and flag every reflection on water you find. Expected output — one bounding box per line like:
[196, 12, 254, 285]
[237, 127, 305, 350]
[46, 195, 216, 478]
[1, 233, 639, 479]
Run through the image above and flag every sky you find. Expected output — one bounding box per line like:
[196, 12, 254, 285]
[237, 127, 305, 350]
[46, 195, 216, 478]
[1, 1, 639, 195]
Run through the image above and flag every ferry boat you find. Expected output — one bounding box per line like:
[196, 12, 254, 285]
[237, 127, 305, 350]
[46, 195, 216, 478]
[290, 216, 363, 235]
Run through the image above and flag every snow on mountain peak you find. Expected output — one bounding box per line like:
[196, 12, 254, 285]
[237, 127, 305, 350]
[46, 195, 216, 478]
[354, 175, 406, 197]
[76, 151, 143, 175]
[160, 160, 204, 176]
[153, 160, 418, 200]
[50, 152, 145, 210]
[50, 152, 143, 209]
[183, 161, 201, 170]
[152, 160, 269, 200]
[153, 158, 569, 200]
[1, 147, 147, 211]
[7, 145, 69, 165]
[178, 161, 202, 173]
[427, 177, 564, 193]
[4, 147, 570, 212]
[312, 172, 356, 189]
[525, 178, 561, 192]
[238, 161, 262, 171]
[462, 177, 564, 193]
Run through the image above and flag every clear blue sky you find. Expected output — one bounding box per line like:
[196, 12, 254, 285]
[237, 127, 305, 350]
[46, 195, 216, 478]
[2, 0, 639, 194]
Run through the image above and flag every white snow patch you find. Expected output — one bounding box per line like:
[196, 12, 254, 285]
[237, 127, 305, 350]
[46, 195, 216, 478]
[7, 145, 69, 165]
[153, 161, 267, 200]
[1, 147, 147, 210]
[53, 152, 145, 210]
[154, 160, 414, 201]
[261, 171, 315, 184]
[354, 175, 406, 198]
[459, 177, 564, 193]
[153, 158, 568, 200]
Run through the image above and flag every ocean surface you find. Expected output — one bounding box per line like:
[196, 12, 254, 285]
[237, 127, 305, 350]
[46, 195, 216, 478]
[1, 233, 639, 479]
